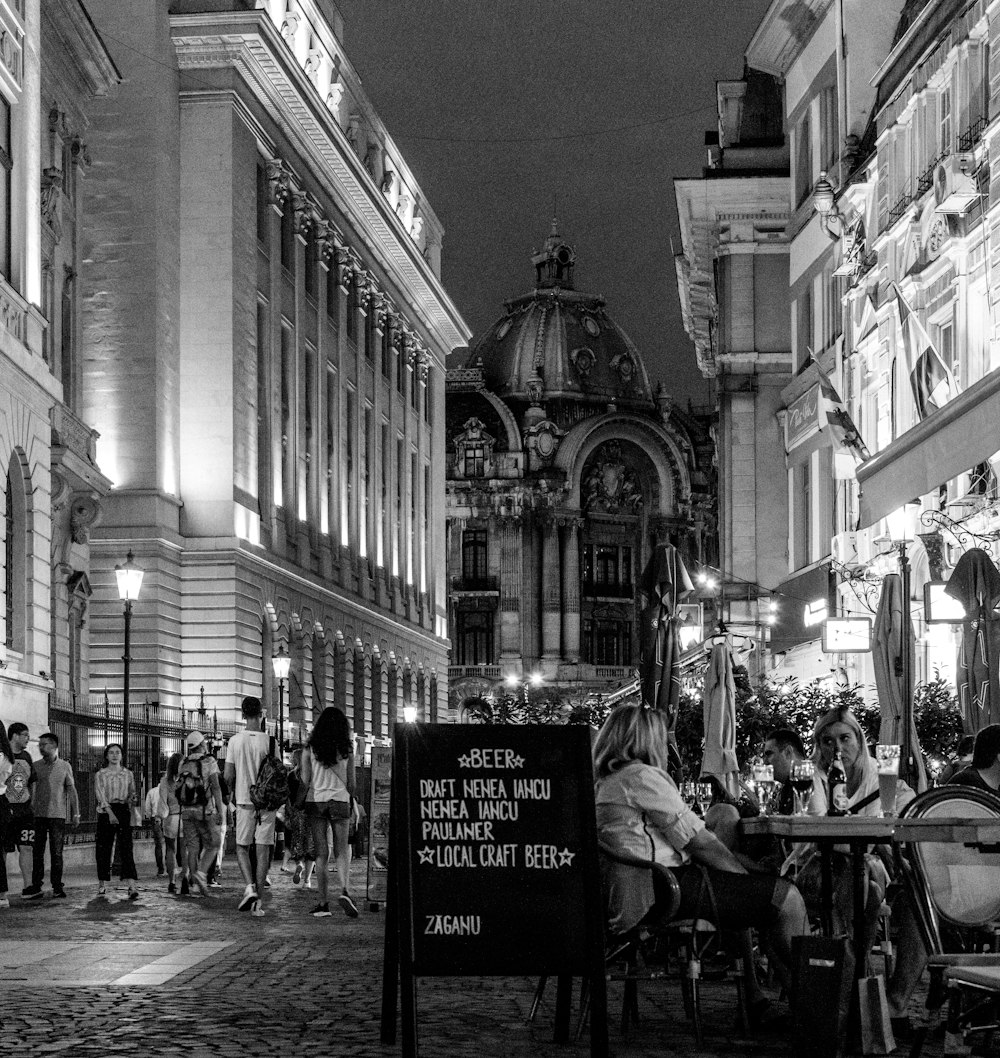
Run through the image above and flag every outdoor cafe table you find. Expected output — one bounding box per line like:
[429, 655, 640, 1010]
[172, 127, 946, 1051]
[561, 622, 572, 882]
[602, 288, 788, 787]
[740, 815, 1000, 983]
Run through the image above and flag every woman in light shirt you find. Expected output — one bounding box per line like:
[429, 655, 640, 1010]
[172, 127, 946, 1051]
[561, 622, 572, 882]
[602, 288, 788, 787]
[302, 707, 357, 918]
[95, 743, 139, 899]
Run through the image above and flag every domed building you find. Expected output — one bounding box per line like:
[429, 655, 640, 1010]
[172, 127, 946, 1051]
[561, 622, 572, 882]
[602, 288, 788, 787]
[446, 223, 715, 716]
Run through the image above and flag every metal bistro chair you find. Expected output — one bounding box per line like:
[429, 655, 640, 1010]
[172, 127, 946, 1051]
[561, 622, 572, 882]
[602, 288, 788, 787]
[577, 840, 750, 1046]
[893, 785, 1000, 1058]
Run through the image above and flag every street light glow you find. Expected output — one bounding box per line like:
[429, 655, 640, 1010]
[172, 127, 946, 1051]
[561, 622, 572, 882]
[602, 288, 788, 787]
[115, 551, 144, 602]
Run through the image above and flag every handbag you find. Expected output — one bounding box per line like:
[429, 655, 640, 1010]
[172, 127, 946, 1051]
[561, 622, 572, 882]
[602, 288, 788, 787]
[130, 805, 143, 828]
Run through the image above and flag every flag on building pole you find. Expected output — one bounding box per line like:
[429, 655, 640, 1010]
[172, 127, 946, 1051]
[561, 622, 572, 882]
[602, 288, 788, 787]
[893, 287, 957, 419]
[809, 352, 871, 462]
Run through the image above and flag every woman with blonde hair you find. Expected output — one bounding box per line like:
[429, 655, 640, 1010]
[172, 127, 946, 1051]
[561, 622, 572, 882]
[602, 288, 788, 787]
[594, 704, 807, 991]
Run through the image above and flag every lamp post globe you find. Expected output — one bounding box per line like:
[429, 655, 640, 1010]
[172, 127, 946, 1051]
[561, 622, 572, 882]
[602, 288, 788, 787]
[271, 645, 291, 752]
[114, 551, 143, 762]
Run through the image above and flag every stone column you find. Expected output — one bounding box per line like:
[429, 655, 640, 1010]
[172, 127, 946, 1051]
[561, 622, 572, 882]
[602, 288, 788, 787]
[498, 515, 522, 661]
[541, 516, 561, 660]
[561, 516, 582, 662]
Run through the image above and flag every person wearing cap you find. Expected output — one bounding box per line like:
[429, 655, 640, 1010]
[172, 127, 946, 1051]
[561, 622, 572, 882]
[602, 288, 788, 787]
[947, 725, 1000, 792]
[177, 730, 223, 898]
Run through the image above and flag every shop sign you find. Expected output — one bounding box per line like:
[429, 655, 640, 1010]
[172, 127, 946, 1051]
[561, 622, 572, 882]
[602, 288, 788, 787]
[785, 383, 823, 452]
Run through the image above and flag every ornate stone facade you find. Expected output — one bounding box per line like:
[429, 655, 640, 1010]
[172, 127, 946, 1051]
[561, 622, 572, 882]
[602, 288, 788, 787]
[446, 226, 714, 716]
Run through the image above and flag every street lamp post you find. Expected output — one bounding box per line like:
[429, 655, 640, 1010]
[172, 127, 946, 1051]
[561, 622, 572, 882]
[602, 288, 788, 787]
[114, 551, 144, 764]
[271, 645, 290, 751]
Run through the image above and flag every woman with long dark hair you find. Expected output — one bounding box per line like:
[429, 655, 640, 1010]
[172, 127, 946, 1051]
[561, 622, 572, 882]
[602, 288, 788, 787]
[0, 723, 15, 909]
[302, 707, 356, 918]
[95, 742, 139, 899]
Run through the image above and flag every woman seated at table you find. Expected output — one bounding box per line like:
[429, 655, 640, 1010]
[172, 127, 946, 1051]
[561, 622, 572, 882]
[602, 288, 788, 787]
[594, 704, 808, 992]
[795, 707, 915, 953]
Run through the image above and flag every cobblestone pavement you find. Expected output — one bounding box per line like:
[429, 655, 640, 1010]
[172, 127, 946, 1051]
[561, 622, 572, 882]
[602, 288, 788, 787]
[0, 861, 950, 1058]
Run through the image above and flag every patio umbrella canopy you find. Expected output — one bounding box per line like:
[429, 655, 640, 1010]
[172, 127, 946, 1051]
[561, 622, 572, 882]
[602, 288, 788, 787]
[945, 547, 1000, 735]
[873, 572, 927, 792]
[701, 641, 739, 796]
[638, 544, 694, 775]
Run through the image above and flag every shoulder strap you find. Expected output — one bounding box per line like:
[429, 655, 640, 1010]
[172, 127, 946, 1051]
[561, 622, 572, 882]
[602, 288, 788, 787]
[849, 790, 880, 815]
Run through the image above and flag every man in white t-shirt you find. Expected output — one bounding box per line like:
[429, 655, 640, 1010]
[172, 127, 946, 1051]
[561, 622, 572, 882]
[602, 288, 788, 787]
[224, 696, 273, 916]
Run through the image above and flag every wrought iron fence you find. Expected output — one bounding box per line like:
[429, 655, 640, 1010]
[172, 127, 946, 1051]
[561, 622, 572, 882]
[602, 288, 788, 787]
[47, 692, 243, 828]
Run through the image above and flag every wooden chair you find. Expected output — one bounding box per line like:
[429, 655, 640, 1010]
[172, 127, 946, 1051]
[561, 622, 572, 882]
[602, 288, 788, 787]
[893, 785, 1000, 1058]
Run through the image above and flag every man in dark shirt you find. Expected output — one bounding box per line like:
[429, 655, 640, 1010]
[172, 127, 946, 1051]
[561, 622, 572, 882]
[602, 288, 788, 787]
[948, 724, 1000, 793]
[762, 728, 808, 817]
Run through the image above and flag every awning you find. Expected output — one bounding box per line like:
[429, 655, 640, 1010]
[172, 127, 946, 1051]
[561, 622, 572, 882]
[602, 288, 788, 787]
[857, 369, 1000, 528]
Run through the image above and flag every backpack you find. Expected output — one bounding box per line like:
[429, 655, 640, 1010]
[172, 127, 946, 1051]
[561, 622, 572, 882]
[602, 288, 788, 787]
[249, 737, 289, 813]
[176, 756, 208, 810]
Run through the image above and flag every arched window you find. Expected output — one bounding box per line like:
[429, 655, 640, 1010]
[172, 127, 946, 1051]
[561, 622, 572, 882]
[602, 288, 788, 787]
[4, 460, 27, 652]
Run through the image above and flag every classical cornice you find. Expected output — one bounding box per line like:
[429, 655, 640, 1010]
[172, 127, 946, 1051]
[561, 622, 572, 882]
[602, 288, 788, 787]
[746, 0, 834, 78]
[42, 0, 121, 98]
[170, 11, 471, 357]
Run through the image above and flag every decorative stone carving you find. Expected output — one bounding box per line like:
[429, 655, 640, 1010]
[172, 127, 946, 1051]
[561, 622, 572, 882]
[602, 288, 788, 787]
[381, 169, 395, 196]
[70, 494, 101, 544]
[570, 346, 595, 379]
[410, 214, 424, 241]
[582, 440, 643, 513]
[524, 418, 563, 468]
[304, 49, 322, 79]
[347, 116, 364, 157]
[291, 191, 315, 237]
[0, 285, 25, 341]
[334, 245, 354, 290]
[265, 159, 292, 210]
[280, 12, 299, 42]
[397, 193, 411, 220]
[316, 219, 341, 265]
[363, 140, 378, 178]
[610, 350, 636, 386]
[326, 81, 344, 118]
[0, 29, 22, 88]
[41, 168, 62, 240]
[70, 135, 91, 170]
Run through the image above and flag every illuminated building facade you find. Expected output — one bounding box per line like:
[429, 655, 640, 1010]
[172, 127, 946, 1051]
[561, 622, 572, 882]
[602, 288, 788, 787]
[0, 0, 117, 733]
[446, 226, 715, 715]
[78, 0, 469, 739]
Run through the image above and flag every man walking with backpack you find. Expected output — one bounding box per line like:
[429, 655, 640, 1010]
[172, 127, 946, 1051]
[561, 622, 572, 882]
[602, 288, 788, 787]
[224, 696, 280, 917]
[177, 731, 224, 897]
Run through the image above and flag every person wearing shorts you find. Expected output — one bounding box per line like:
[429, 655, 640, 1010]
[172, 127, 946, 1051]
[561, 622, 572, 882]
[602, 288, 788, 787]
[301, 706, 357, 918]
[5, 723, 34, 897]
[224, 696, 273, 917]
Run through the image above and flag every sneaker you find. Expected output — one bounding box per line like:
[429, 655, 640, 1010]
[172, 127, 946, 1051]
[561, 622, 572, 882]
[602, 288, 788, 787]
[156, 869, 166, 878]
[280, 866, 292, 874]
[237, 884, 257, 911]
[310, 903, 332, 917]
[180, 877, 190, 897]
[22, 886, 42, 900]
[250, 899, 265, 917]
[127, 887, 139, 902]
[338, 891, 359, 918]
[52, 889, 66, 900]
[0, 896, 10, 909]
[208, 879, 222, 889]
[167, 881, 177, 894]
[98, 884, 107, 896]
[292, 866, 302, 886]
[264, 876, 272, 889]
[193, 871, 209, 897]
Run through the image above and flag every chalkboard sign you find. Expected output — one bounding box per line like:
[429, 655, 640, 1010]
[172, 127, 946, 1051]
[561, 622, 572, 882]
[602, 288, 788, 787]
[381, 723, 607, 1057]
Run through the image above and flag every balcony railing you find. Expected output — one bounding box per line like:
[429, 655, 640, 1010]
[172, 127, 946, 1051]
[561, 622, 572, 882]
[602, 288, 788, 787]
[581, 581, 634, 599]
[916, 154, 944, 197]
[959, 116, 989, 153]
[886, 192, 913, 228]
[448, 665, 502, 680]
[451, 575, 499, 593]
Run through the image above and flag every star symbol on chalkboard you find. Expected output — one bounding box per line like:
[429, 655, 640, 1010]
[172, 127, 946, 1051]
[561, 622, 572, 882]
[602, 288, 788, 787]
[510, 755, 525, 768]
[557, 848, 575, 867]
[457, 754, 472, 768]
[418, 846, 435, 864]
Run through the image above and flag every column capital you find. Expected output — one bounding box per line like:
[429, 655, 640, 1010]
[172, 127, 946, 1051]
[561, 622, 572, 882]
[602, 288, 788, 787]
[265, 158, 293, 210]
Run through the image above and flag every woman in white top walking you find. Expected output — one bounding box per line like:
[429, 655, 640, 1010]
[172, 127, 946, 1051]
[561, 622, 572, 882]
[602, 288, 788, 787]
[95, 743, 140, 899]
[302, 707, 357, 918]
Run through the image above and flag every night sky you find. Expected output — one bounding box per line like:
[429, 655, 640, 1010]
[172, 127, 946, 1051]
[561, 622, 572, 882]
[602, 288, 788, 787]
[339, 0, 774, 403]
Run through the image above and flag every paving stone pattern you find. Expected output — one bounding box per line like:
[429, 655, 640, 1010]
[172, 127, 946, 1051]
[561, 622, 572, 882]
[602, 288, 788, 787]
[0, 864, 945, 1058]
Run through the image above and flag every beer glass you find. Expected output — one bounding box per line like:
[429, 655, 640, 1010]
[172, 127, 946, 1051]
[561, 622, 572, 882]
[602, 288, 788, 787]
[876, 744, 901, 817]
[751, 763, 774, 812]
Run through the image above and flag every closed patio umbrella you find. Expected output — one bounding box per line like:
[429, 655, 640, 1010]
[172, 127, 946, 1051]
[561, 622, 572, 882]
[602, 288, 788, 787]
[873, 572, 927, 792]
[945, 548, 1000, 735]
[638, 544, 694, 775]
[701, 641, 739, 796]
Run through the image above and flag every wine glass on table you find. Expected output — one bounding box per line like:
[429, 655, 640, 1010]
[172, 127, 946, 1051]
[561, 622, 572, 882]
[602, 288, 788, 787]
[751, 763, 775, 813]
[695, 782, 714, 819]
[790, 761, 815, 815]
